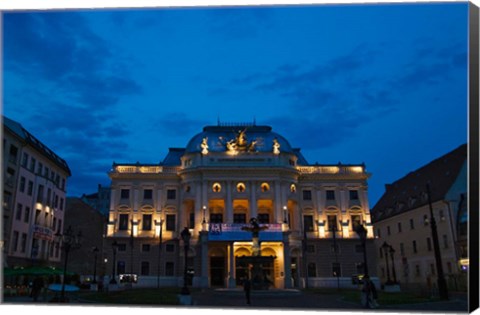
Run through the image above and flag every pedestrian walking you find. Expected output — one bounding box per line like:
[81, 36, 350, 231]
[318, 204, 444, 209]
[361, 275, 379, 309]
[243, 276, 251, 305]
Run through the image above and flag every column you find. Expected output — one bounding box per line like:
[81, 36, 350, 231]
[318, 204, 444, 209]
[198, 231, 209, 288]
[228, 242, 236, 288]
[226, 181, 233, 223]
[275, 180, 282, 224]
[250, 181, 257, 219]
[283, 232, 292, 288]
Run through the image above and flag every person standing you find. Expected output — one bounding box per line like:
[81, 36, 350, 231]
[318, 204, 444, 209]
[243, 276, 251, 305]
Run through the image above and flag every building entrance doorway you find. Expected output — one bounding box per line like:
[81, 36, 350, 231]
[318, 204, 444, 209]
[210, 257, 225, 287]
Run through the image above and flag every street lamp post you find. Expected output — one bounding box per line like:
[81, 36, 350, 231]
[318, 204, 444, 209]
[180, 227, 191, 295]
[92, 247, 99, 284]
[354, 224, 368, 277]
[426, 183, 449, 300]
[55, 226, 82, 302]
[331, 223, 340, 290]
[382, 241, 392, 284]
[110, 241, 119, 284]
[155, 218, 164, 289]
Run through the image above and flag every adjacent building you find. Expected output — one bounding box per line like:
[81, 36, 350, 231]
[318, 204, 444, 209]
[63, 197, 107, 281]
[80, 184, 111, 217]
[371, 144, 467, 293]
[105, 123, 377, 289]
[2, 116, 71, 268]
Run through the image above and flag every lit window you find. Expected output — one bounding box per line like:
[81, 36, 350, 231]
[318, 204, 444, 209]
[290, 184, 296, 193]
[237, 183, 246, 193]
[261, 183, 270, 192]
[212, 183, 222, 193]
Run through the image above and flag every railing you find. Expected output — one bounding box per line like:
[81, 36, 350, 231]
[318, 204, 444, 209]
[297, 165, 365, 175]
[114, 165, 181, 174]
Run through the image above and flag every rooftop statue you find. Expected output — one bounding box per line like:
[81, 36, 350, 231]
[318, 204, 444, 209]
[201, 137, 209, 155]
[273, 138, 280, 155]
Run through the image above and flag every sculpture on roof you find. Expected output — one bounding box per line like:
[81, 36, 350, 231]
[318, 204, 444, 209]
[273, 138, 280, 155]
[221, 128, 257, 154]
[201, 137, 209, 155]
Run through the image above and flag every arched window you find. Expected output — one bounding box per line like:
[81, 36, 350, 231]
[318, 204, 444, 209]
[212, 183, 222, 193]
[237, 182, 246, 193]
[261, 182, 270, 192]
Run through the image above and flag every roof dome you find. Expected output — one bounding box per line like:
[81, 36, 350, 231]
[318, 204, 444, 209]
[185, 125, 294, 154]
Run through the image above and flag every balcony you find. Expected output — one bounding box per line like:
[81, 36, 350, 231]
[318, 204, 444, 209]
[207, 223, 283, 241]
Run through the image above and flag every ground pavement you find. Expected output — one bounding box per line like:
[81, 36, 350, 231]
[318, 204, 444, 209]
[1, 288, 469, 312]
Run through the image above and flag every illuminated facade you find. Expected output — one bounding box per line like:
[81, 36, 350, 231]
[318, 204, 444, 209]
[106, 123, 376, 288]
[2, 116, 71, 268]
[371, 144, 467, 293]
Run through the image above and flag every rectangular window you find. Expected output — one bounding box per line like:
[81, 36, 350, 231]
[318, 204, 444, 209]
[120, 189, 130, 199]
[415, 265, 421, 276]
[303, 215, 314, 232]
[307, 263, 317, 277]
[447, 262, 452, 273]
[400, 243, 405, 256]
[119, 214, 129, 230]
[398, 222, 402, 233]
[37, 162, 43, 175]
[9, 145, 18, 163]
[306, 244, 315, 253]
[143, 189, 153, 200]
[166, 214, 176, 231]
[410, 219, 415, 230]
[332, 262, 341, 277]
[117, 243, 127, 251]
[426, 237, 432, 251]
[443, 235, 448, 248]
[35, 209, 41, 224]
[20, 233, 27, 253]
[349, 190, 359, 200]
[44, 167, 49, 178]
[430, 263, 435, 275]
[22, 153, 29, 167]
[189, 213, 195, 229]
[166, 244, 175, 252]
[36, 185, 44, 203]
[27, 181, 33, 196]
[327, 215, 338, 232]
[142, 214, 152, 231]
[233, 214, 246, 224]
[142, 244, 151, 252]
[165, 262, 174, 276]
[376, 228, 381, 238]
[211, 213, 224, 223]
[379, 247, 383, 259]
[387, 226, 391, 236]
[117, 261, 126, 274]
[413, 240, 417, 254]
[141, 262, 150, 276]
[351, 215, 361, 230]
[30, 157, 36, 172]
[12, 231, 19, 252]
[326, 190, 335, 200]
[60, 198, 64, 210]
[19, 177, 26, 193]
[16, 204, 23, 221]
[24, 207, 30, 223]
[167, 189, 176, 200]
[258, 213, 269, 224]
[302, 190, 312, 201]
[47, 188, 52, 205]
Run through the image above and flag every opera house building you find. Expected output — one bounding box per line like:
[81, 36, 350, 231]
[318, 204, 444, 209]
[105, 123, 377, 289]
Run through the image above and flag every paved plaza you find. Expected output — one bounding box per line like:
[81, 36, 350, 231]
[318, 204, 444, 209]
[1, 288, 469, 312]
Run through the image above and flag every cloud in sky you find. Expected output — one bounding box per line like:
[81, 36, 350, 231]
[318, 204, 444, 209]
[2, 3, 469, 204]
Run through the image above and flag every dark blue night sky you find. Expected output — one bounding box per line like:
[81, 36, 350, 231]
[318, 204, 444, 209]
[2, 1, 470, 205]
